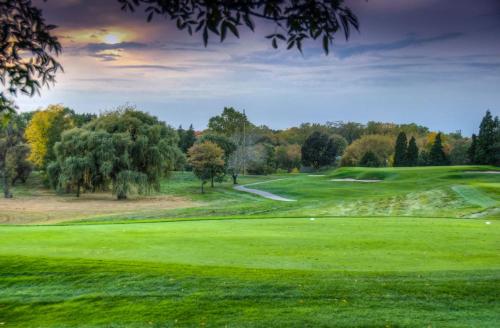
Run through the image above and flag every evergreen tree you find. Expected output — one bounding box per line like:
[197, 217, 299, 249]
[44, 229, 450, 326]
[178, 124, 197, 153]
[393, 132, 408, 167]
[429, 133, 449, 166]
[468, 134, 478, 164]
[476, 110, 498, 165]
[406, 136, 419, 166]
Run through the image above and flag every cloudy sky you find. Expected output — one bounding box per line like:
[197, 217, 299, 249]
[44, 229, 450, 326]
[18, 0, 500, 135]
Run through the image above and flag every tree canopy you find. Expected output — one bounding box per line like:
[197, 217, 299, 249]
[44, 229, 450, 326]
[301, 131, 337, 169]
[188, 141, 225, 193]
[25, 105, 73, 169]
[119, 0, 358, 54]
[0, 0, 62, 114]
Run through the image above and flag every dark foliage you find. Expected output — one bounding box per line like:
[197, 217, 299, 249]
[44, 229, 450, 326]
[0, 0, 62, 113]
[428, 133, 449, 166]
[301, 131, 336, 169]
[178, 124, 197, 153]
[406, 136, 419, 167]
[393, 132, 408, 167]
[475, 110, 499, 165]
[118, 0, 358, 54]
[359, 150, 381, 167]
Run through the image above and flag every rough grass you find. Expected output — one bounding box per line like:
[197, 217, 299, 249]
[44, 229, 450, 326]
[2, 166, 498, 224]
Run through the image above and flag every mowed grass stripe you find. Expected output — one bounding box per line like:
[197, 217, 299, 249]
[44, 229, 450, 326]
[1, 217, 499, 272]
[452, 185, 498, 208]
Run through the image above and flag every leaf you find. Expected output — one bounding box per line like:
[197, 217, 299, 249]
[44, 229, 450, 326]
[226, 22, 239, 38]
[322, 35, 329, 55]
[272, 38, 277, 49]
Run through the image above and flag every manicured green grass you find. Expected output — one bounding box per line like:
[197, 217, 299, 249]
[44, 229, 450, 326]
[1, 217, 499, 327]
[0, 166, 499, 326]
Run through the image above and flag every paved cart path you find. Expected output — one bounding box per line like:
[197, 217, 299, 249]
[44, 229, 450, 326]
[234, 179, 296, 202]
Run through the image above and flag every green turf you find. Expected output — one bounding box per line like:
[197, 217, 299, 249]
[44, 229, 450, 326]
[0, 166, 499, 327]
[1, 217, 499, 327]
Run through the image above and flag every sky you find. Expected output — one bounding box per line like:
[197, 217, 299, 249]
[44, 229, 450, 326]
[16, 0, 500, 135]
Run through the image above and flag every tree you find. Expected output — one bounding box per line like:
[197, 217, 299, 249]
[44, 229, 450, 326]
[246, 143, 276, 175]
[25, 105, 73, 169]
[341, 135, 394, 167]
[0, 0, 62, 114]
[188, 141, 225, 193]
[301, 132, 336, 169]
[0, 113, 32, 198]
[329, 134, 348, 157]
[406, 137, 419, 166]
[178, 124, 197, 153]
[393, 132, 408, 167]
[208, 107, 251, 137]
[359, 151, 381, 167]
[468, 134, 478, 164]
[448, 137, 470, 165]
[329, 121, 365, 144]
[84, 107, 180, 199]
[428, 133, 449, 166]
[276, 144, 302, 172]
[119, 0, 358, 54]
[476, 110, 499, 165]
[49, 128, 117, 197]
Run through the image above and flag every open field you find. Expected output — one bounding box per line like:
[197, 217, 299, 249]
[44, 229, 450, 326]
[0, 166, 499, 327]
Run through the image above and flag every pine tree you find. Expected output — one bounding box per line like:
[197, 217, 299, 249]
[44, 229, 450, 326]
[184, 125, 197, 152]
[476, 110, 498, 165]
[393, 132, 408, 167]
[406, 136, 419, 166]
[468, 134, 478, 164]
[429, 133, 449, 166]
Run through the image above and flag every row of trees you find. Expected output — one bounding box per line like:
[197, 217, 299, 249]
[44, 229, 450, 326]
[1, 106, 497, 197]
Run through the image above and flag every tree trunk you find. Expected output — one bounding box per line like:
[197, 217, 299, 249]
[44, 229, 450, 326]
[211, 175, 214, 188]
[2, 169, 12, 199]
[76, 181, 81, 197]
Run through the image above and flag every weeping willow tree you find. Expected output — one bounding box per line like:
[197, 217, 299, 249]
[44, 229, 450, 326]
[49, 107, 182, 199]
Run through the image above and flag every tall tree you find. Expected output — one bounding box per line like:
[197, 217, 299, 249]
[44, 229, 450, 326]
[208, 107, 251, 137]
[0, 114, 32, 198]
[393, 132, 408, 167]
[406, 136, 419, 167]
[468, 134, 478, 164]
[188, 141, 225, 192]
[25, 105, 73, 169]
[301, 131, 336, 169]
[178, 124, 197, 153]
[476, 110, 499, 165]
[429, 133, 449, 166]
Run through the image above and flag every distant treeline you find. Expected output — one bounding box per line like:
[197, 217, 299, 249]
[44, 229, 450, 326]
[1, 105, 498, 197]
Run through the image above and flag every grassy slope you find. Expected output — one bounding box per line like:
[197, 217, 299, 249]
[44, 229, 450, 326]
[0, 166, 499, 327]
[1, 217, 499, 327]
[72, 165, 499, 223]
